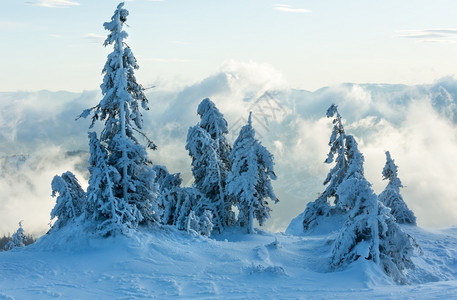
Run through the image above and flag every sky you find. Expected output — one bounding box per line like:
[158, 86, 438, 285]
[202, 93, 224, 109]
[3, 0, 457, 92]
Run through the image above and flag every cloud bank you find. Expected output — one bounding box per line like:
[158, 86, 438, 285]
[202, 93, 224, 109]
[1, 62, 457, 235]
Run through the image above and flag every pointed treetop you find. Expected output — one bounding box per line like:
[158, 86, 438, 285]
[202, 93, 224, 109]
[382, 151, 400, 183]
[196, 98, 229, 138]
[379, 150, 415, 225]
[103, 2, 129, 46]
[197, 98, 215, 117]
[326, 104, 344, 133]
[326, 104, 339, 118]
[237, 112, 255, 141]
[345, 135, 365, 177]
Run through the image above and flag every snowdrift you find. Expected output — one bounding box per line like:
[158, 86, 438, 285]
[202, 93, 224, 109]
[1, 225, 457, 298]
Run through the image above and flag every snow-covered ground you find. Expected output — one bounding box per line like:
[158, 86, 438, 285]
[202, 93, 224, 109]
[1, 224, 457, 299]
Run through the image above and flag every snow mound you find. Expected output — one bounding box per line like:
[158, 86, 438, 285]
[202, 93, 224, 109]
[286, 212, 347, 236]
[1, 225, 457, 298]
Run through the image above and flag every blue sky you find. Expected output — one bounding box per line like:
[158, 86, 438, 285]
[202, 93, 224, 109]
[2, 0, 457, 91]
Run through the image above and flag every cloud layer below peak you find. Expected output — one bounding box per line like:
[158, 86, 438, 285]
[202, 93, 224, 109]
[1, 62, 457, 235]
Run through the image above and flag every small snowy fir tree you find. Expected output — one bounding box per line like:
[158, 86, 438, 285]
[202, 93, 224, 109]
[153, 165, 183, 225]
[378, 151, 416, 225]
[199, 210, 214, 237]
[185, 210, 214, 237]
[50, 171, 86, 230]
[331, 136, 416, 283]
[4, 222, 27, 251]
[80, 2, 159, 229]
[186, 210, 200, 236]
[302, 104, 348, 231]
[226, 113, 279, 234]
[86, 132, 140, 236]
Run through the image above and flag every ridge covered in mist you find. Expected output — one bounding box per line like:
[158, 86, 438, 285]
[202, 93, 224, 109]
[2, 62, 457, 235]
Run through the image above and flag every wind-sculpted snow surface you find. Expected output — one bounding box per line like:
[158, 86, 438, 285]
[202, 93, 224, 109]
[1, 226, 457, 298]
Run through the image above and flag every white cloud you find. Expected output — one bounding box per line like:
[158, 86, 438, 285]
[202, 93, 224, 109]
[3, 63, 457, 235]
[25, 0, 80, 8]
[395, 28, 457, 43]
[0, 149, 88, 236]
[273, 4, 311, 14]
[359, 99, 457, 228]
[83, 33, 105, 43]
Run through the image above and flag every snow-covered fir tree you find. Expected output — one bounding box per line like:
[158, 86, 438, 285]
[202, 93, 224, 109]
[197, 98, 234, 227]
[331, 136, 417, 283]
[197, 98, 232, 173]
[226, 113, 279, 234]
[377, 203, 418, 283]
[186, 210, 214, 237]
[186, 98, 234, 232]
[186, 210, 200, 236]
[152, 165, 213, 234]
[153, 165, 182, 195]
[50, 171, 86, 230]
[199, 210, 214, 237]
[186, 125, 227, 232]
[378, 151, 416, 225]
[302, 104, 348, 231]
[173, 188, 210, 231]
[331, 136, 380, 267]
[4, 222, 27, 251]
[153, 165, 183, 225]
[322, 104, 348, 209]
[86, 132, 140, 236]
[80, 2, 159, 228]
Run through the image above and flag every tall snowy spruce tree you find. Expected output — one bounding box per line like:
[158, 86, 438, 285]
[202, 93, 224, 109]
[226, 113, 279, 234]
[50, 171, 86, 230]
[81, 2, 159, 234]
[378, 151, 416, 225]
[302, 104, 348, 231]
[331, 136, 417, 283]
[185, 98, 234, 232]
